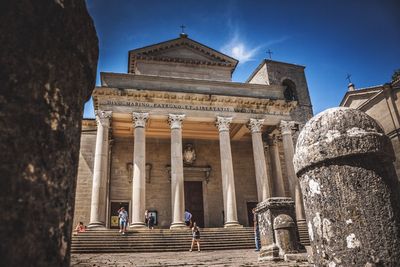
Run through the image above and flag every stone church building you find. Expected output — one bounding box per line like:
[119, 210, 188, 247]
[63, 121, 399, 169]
[73, 33, 313, 232]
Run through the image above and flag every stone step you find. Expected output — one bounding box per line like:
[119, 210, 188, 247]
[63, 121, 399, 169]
[297, 223, 311, 246]
[71, 227, 256, 253]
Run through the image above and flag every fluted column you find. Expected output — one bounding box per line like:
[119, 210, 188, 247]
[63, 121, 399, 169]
[89, 110, 112, 229]
[280, 121, 306, 223]
[267, 134, 286, 197]
[168, 114, 186, 229]
[216, 117, 241, 227]
[130, 112, 149, 228]
[247, 119, 271, 202]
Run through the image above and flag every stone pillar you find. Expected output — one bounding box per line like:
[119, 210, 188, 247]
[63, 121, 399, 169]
[0, 2, 97, 265]
[89, 110, 112, 228]
[280, 121, 306, 226]
[247, 118, 271, 201]
[130, 112, 149, 228]
[267, 134, 286, 197]
[293, 107, 400, 266]
[168, 114, 186, 229]
[216, 117, 241, 227]
[255, 198, 298, 261]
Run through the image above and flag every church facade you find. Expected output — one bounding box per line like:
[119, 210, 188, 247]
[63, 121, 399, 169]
[73, 33, 313, 231]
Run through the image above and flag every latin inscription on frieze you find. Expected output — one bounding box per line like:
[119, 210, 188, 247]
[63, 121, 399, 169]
[100, 100, 279, 114]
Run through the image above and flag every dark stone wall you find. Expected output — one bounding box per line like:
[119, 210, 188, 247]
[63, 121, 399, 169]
[0, 1, 98, 266]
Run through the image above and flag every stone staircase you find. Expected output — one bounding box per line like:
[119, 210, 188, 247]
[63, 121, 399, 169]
[297, 222, 311, 246]
[71, 227, 255, 253]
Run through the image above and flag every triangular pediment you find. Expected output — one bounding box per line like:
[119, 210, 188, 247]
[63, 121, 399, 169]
[340, 87, 382, 108]
[129, 36, 238, 69]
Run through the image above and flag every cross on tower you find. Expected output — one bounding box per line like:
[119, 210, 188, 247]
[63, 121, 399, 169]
[346, 73, 352, 83]
[266, 49, 273, 59]
[180, 25, 186, 34]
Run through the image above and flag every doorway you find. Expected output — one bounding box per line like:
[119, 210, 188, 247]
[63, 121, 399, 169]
[184, 181, 204, 227]
[110, 201, 129, 229]
[247, 202, 258, 227]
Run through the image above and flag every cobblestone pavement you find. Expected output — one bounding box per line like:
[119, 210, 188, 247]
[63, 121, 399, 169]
[71, 249, 310, 267]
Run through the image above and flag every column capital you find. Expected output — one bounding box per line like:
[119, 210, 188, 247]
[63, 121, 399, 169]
[95, 110, 112, 127]
[216, 116, 233, 132]
[247, 118, 265, 133]
[280, 120, 297, 135]
[132, 112, 149, 128]
[168, 114, 185, 129]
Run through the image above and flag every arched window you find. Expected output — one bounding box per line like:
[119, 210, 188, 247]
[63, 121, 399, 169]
[282, 79, 298, 101]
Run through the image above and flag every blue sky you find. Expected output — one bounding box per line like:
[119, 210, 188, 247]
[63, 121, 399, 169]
[83, 0, 400, 118]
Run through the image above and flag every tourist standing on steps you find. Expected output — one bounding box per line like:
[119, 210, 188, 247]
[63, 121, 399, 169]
[252, 208, 260, 251]
[189, 222, 201, 252]
[148, 213, 155, 229]
[144, 209, 149, 227]
[184, 209, 192, 227]
[118, 206, 129, 235]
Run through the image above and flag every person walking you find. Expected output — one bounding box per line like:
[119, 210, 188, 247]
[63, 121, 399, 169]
[189, 222, 201, 252]
[184, 209, 192, 227]
[118, 206, 129, 235]
[252, 208, 260, 251]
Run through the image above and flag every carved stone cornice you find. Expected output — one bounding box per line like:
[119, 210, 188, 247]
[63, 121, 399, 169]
[165, 165, 212, 183]
[95, 110, 112, 127]
[216, 116, 232, 132]
[168, 114, 185, 129]
[132, 112, 149, 128]
[93, 86, 298, 116]
[247, 118, 264, 133]
[280, 120, 297, 135]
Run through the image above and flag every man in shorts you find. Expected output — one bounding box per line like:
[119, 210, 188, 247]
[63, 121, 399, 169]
[118, 207, 129, 235]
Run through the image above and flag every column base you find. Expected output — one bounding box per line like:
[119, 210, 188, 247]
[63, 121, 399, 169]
[224, 221, 243, 228]
[87, 222, 106, 230]
[129, 222, 146, 228]
[258, 244, 282, 262]
[170, 222, 187, 229]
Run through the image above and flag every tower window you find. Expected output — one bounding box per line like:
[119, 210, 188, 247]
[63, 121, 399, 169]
[282, 79, 297, 101]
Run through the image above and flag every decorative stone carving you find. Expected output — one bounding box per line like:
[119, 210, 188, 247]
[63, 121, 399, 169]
[168, 114, 185, 129]
[183, 143, 196, 165]
[165, 165, 212, 183]
[215, 116, 232, 132]
[132, 112, 149, 128]
[294, 107, 400, 266]
[247, 118, 264, 133]
[280, 120, 297, 135]
[127, 163, 152, 183]
[95, 110, 112, 127]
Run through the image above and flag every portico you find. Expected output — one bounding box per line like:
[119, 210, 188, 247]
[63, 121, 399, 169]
[76, 33, 312, 235]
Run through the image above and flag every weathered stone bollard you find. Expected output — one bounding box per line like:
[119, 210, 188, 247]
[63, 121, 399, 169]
[274, 214, 298, 256]
[255, 197, 299, 261]
[294, 107, 400, 266]
[0, 1, 98, 266]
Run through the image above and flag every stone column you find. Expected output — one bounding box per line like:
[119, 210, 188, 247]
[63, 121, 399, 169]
[130, 112, 149, 228]
[247, 119, 271, 201]
[89, 110, 112, 228]
[168, 114, 186, 229]
[294, 107, 400, 266]
[267, 134, 286, 197]
[216, 116, 241, 227]
[280, 121, 306, 225]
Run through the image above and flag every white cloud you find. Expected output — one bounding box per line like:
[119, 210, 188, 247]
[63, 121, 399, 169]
[221, 32, 261, 64]
[221, 30, 291, 64]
